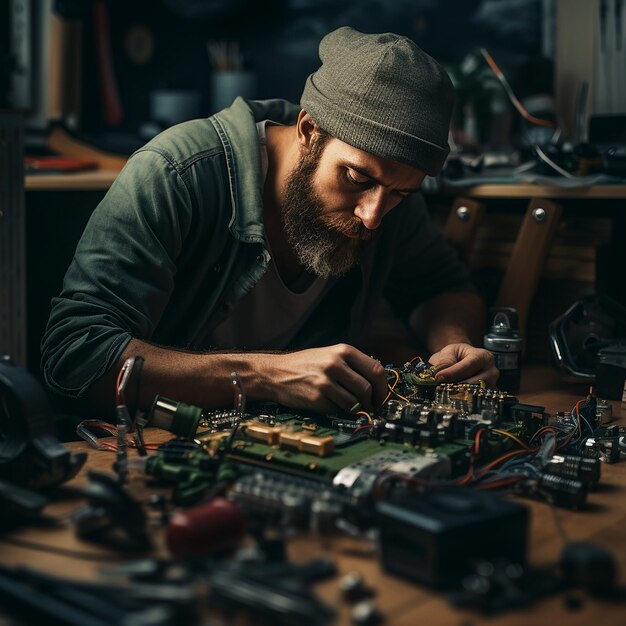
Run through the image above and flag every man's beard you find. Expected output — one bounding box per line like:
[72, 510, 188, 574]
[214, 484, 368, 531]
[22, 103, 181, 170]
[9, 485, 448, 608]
[280, 138, 376, 279]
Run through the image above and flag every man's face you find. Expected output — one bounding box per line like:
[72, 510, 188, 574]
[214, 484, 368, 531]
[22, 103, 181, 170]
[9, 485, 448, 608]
[281, 133, 426, 279]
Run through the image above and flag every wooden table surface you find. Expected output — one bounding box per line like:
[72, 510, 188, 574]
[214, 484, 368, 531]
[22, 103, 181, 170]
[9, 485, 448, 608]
[2, 365, 626, 625]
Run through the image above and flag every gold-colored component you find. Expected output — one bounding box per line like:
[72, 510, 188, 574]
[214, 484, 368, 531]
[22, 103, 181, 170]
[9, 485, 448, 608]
[299, 435, 335, 457]
[194, 430, 227, 445]
[245, 422, 281, 445]
[265, 453, 273, 461]
[279, 431, 305, 449]
[302, 423, 318, 431]
[308, 463, 318, 470]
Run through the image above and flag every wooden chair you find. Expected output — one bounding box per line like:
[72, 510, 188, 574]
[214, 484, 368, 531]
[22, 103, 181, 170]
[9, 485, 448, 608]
[495, 198, 563, 336]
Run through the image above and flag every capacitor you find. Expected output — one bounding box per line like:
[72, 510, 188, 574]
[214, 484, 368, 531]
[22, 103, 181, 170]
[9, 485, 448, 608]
[539, 473, 587, 509]
[544, 455, 601, 486]
[148, 396, 203, 439]
[166, 497, 245, 559]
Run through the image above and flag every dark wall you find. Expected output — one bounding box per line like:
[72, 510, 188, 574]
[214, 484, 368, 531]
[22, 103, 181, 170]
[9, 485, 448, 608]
[78, 0, 544, 143]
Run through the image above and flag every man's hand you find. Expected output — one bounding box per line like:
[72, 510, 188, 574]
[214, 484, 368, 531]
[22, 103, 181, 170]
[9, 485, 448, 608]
[428, 343, 499, 386]
[264, 344, 388, 413]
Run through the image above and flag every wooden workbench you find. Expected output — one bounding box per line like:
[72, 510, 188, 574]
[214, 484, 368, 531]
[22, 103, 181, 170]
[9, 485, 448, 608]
[2, 366, 625, 625]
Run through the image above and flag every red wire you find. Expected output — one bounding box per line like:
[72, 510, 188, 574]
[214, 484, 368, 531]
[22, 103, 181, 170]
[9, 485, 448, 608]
[458, 427, 487, 485]
[352, 424, 375, 436]
[475, 476, 525, 491]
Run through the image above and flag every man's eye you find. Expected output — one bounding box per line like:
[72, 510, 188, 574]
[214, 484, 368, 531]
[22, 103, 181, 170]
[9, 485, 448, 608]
[346, 170, 370, 185]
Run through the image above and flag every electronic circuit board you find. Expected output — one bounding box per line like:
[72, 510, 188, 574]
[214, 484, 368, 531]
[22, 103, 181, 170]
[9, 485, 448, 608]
[141, 359, 616, 514]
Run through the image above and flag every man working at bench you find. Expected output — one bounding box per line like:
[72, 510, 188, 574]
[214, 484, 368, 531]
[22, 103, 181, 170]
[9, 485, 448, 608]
[41, 27, 498, 416]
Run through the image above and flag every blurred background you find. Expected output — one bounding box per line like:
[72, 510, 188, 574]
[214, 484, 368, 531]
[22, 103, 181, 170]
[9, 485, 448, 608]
[2, 0, 626, 384]
[1, 0, 553, 152]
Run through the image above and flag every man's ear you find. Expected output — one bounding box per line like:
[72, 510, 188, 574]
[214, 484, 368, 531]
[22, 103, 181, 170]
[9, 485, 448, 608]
[296, 110, 318, 149]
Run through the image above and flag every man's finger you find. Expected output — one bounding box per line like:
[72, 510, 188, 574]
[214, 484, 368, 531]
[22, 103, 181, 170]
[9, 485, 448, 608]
[435, 352, 490, 382]
[459, 367, 500, 386]
[323, 381, 361, 413]
[343, 348, 388, 407]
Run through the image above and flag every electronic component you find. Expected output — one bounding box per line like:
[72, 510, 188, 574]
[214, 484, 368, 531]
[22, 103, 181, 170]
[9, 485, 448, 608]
[351, 599, 382, 625]
[245, 421, 283, 445]
[338, 572, 374, 603]
[147, 396, 204, 439]
[596, 342, 626, 400]
[507, 403, 548, 439]
[166, 497, 245, 559]
[483, 307, 523, 393]
[543, 455, 601, 487]
[449, 559, 563, 614]
[229, 468, 340, 530]
[377, 488, 529, 588]
[333, 450, 452, 496]
[596, 398, 613, 424]
[536, 473, 588, 509]
[145, 438, 229, 506]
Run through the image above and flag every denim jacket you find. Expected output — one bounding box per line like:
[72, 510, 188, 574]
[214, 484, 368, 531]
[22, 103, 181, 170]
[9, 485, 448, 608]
[41, 97, 473, 400]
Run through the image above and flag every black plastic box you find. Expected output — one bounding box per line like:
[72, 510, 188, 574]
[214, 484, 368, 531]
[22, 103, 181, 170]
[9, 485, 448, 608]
[377, 488, 529, 588]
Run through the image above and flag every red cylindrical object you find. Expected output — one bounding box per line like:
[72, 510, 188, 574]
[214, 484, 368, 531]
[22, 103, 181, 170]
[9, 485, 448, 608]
[166, 498, 245, 559]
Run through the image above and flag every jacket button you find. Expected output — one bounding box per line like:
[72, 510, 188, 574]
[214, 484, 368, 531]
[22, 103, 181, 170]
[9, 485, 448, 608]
[213, 264, 220, 272]
[256, 255, 264, 263]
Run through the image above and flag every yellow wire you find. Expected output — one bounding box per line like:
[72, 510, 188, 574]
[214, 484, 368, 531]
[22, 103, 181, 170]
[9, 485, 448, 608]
[492, 429, 531, 451]
[356, 410, 373, 423]
[391, 389, 411, 403]
[381, 368, 400, 407]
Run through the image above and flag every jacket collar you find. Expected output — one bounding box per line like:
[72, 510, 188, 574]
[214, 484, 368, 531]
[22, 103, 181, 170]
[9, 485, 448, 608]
[210, 97, 300, 243]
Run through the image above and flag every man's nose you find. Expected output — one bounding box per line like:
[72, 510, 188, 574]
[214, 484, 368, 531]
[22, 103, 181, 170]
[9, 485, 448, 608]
[354, 189, 388, 230]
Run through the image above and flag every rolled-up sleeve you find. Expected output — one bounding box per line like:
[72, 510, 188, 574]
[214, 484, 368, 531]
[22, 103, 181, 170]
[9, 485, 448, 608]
[41, 148, 193, 398]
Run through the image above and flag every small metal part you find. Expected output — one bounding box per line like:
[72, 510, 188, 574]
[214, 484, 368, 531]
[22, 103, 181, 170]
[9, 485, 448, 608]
[300, 435, 335, 457]
[279, 430, 305, 449]
[245, 422, 282, 445]
[532, 207, 547, 223]
[351, 600, 382, 625]
[231, 371, 246, 419]
[339, 572, 374, 603]
[115, 405, 131, 484]
[596, 398, 612, 424]
[310, 495, 342, 535]
[148, 396, 203, 438]
[545, 455, 601, 486]
[456, 205, 470, 221]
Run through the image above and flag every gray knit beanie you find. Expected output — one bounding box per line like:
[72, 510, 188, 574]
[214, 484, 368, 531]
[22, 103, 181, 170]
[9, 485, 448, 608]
[301, 27, 455, 176]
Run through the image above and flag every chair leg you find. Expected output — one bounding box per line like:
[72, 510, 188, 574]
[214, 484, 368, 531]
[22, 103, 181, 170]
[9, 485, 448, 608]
[443, 197, 485, 264]
[496, 198, 563, 336]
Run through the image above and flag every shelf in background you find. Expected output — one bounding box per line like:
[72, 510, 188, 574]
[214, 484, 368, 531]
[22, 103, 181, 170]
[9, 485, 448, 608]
[25, 170, 120, 191]
[443, 183, 626, 199]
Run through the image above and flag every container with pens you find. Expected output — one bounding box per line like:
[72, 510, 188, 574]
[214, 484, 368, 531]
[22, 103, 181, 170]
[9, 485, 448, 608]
[207, 39, 257, 113]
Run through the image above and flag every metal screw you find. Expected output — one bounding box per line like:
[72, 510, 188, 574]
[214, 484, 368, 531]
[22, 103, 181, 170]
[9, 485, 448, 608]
[532, 207, 547, 223]
[456, 205, 470, 221]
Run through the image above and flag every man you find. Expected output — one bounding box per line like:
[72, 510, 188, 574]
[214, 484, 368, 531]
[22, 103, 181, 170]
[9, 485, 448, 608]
[41, 27, 497, 416]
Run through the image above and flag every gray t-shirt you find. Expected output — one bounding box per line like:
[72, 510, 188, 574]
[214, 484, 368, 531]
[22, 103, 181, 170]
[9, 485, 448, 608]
[209, 120, 332, 350]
